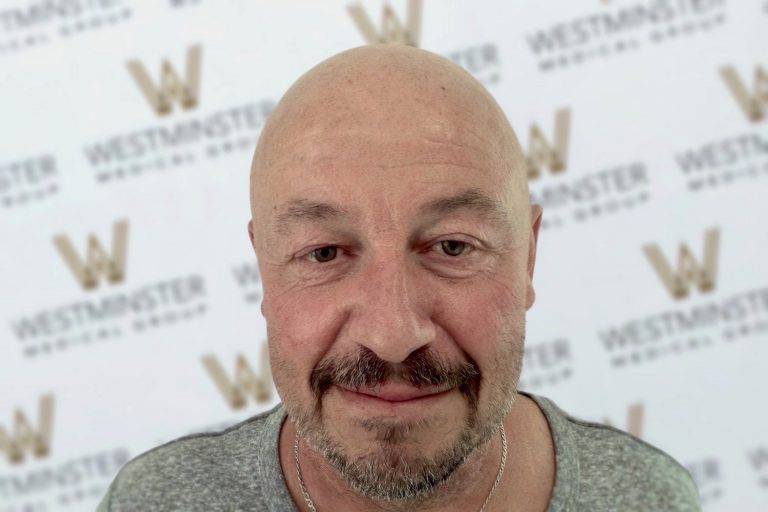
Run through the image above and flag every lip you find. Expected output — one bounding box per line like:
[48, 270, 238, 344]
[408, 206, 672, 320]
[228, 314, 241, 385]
[336, 383, 452, 403]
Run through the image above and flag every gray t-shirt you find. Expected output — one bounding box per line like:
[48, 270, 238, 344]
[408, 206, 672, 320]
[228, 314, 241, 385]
[96, 392, 701, 511]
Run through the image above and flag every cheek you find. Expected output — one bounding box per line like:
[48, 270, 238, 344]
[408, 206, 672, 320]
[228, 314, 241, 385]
[263, 281, 345, 395]
[436, 266, 527, 367]
[458, 276, 522, 321]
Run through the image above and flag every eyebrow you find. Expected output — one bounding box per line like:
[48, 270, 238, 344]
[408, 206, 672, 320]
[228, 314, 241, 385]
[418, 189, 512, 228]
[273, 199, 350, 235]
[271, 189, 513, 235]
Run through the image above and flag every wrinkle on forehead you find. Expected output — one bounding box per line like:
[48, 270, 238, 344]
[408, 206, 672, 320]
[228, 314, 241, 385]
[250, 44, 528, 238]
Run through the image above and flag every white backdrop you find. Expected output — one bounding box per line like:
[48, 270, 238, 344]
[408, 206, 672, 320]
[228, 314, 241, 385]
[1, 0, 766, 510]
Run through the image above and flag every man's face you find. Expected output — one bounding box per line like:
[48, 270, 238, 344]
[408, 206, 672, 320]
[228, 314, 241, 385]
[250, 84, 538, 501]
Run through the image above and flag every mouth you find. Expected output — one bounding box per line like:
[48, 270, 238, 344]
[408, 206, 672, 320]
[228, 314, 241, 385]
[335, 383, 453, 405]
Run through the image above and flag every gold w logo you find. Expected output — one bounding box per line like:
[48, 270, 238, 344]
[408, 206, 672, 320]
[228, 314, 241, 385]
[604, 402, 644, 438]
[202, 344, 273, 409]
[126, 44, 202, 116]
[643, 228, 720, 300]
[347, 0, 422, 46]
[53, 219, 129, 291]
[719, 64, 768, 122]
[0, 394, 54, 465]
[526, 108, 571, 180]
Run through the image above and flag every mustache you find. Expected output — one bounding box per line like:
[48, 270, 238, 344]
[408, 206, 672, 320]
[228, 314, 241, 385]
[310, 347, 481, 405]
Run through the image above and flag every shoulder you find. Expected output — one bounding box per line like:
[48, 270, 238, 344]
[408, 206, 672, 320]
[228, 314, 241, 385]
[527, 393, 701, 512]
[569, 415, 701, 509]
[97, 404, 287, 512]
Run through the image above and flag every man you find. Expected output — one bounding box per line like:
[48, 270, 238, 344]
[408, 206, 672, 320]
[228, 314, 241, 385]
[98, 45, 700, 511]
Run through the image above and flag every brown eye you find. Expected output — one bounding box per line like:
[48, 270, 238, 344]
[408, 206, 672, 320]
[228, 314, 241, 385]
[440, 240, 469, 256]
[308, 246, 338, 263]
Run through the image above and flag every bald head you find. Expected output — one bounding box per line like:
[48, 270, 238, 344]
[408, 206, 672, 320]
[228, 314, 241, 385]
[250, 45, 528, 229]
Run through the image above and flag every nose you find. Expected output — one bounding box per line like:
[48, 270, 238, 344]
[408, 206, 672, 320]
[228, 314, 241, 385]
[345, 251, 436, 364]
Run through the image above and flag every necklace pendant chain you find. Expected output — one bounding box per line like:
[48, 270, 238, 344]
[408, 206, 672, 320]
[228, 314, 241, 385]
[293, 424, 507, 512]
[293, 435, 318, 512]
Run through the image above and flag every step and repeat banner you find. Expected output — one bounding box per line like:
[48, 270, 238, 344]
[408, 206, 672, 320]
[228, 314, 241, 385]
[1, 0, 766, 510]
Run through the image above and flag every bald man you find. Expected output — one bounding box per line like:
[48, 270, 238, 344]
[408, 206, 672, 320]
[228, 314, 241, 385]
[97, 46, 700, 512]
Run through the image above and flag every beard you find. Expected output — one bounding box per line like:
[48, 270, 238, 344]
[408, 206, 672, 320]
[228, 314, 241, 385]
[280, 334, 524, 504]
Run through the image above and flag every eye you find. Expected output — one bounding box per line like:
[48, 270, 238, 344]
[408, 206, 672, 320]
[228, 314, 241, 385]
[436, 240, 473, 257]
[305, 246, 339, 263]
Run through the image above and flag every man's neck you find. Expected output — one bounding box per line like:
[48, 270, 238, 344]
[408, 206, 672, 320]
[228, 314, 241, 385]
[278, 394, 556, 512]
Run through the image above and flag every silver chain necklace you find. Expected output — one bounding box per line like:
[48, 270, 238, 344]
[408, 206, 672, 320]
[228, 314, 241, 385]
[293, 424, 507, 512]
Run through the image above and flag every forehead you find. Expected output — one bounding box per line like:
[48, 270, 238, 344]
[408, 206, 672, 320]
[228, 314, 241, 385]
[265, 107, 508, 190]
[264, 131, 514, 229]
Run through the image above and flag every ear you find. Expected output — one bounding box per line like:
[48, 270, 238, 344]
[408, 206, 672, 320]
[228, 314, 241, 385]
[247, 219, 267, 317]
[526, 204, 543, 310]
[248, 219, 256, 248]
